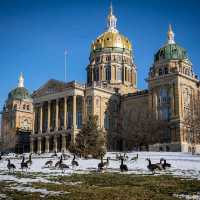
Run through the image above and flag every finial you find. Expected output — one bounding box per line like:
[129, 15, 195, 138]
[107, 2, 118, 32]
[167, 24, 175, 44]
[18, 72, 24, 87]
[110, 2, 113, 15]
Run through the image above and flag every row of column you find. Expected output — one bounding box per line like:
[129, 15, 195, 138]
[87, 65, 136, 85]
[30, 134, 68, 153]
[33, 95, 83, 134]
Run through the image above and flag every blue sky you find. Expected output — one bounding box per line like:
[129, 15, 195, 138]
[0, 0, 200, 109]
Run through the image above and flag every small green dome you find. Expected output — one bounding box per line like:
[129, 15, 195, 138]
[8, 87, 31, 100]
[154, 43, 188, 62]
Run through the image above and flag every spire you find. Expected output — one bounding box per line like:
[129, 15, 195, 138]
[107, 2, 118, 32]
[110, 2, 113, 15]
[167, 24, 175, 44]
[18, 72, 24, 88]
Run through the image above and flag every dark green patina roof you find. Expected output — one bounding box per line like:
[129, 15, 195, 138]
[8, 87, 31, 100]
[154, 43, 188, 62]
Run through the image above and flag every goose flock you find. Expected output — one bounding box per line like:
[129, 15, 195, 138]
[1, 152, 173, 174]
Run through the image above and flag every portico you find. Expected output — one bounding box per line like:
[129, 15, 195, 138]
[30, 80, 85, 153]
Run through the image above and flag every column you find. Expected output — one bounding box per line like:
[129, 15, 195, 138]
[39, 104, 43, 133]
[91, 68, 94, 82]
[64, 96, 67, 130]
[101, 65, 104, 81]
[37, 137, 41, 154]
[45, 136, 49, 153]
[55, 99, 59, 131]
[73, 95, 77, 129]
[71, 95, 77, 144]
[61, 134, 66, 153]
[153, 90, 158, 119]
[30, 137, 34, 153]
[32, 109, 35, 134]
[53, 135, 58, 152]
[123, 66, 126, 83]
[47, 101, 51, 132]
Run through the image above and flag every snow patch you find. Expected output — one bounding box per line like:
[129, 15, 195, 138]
[0, 193, 7, 199]
[14, 185, 69, 197]
[173, 193, 200, 200]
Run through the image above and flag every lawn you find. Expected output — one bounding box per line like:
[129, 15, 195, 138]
[0, 173, 200, 200]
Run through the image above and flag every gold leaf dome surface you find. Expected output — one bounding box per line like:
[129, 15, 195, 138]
[91, 31, 132, 51]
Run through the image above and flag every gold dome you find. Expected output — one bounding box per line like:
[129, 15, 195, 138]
[91, 4, 132, 52]
[91, 31, 132, 51]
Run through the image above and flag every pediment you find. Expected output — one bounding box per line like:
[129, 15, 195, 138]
[32, 79, 67, 98]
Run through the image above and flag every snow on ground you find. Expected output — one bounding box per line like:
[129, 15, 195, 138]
[0, 151, 200, 179]
[173, 193, 200, 200]
[0, 152, 199, 197]
[14, 185, 69, 197]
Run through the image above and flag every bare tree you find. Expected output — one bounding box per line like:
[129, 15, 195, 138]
[183, 93, 200, 153]
[120, 107, 169, 150]
[106, 98, 169, 151]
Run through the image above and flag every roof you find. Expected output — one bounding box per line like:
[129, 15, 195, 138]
[154, 43, 188, 63]
[8, 87, 31, 101]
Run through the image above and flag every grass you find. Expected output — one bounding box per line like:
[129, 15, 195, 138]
[0, 173, 200, 200]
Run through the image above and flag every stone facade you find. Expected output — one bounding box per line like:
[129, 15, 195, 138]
[1, 6, 200, 154]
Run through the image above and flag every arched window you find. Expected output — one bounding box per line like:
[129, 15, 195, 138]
[105, 66, 111, 81]
[27, 105, 30, 110]
[94, 68, 99, 81]
[23, 104, 26, 110]
[117, 68, 122, 81]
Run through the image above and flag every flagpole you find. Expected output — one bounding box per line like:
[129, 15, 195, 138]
[64, 48, 67, 82]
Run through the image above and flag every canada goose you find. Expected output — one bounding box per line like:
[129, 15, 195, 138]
[98, 156, 105, 171]
[25, 153, 32, 166]
[59, 163, 69, 173]
[103, 157, 110, 168]
[120, 158, 128, 172]
[7, 159, 16, 173]
[45, 160, 53, 167]
[71, 155, 79, 167]
[21, 156, 28, 172]
[55, 155, 63, 168]
[130, 154, 138, 161]
[146, 158, 162, 173]
[160, 158, 171, 169]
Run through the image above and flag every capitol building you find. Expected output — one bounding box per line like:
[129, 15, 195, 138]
[1, 5, 200, 154]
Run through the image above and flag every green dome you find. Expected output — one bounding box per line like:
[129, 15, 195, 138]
[154, 43, 188, 63]
[8, 87, 31, 100]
